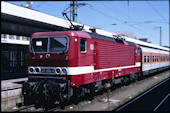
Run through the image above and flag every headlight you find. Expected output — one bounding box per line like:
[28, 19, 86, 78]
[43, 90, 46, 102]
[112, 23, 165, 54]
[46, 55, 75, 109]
[55, 67, 61, 74]
[29, 67, 35, 74]
[35, 67, 41, 73]
[62, 67, 68, 74]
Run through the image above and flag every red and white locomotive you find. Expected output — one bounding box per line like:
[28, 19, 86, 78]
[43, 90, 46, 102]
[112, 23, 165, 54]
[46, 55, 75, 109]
[22, 30, 169, 106]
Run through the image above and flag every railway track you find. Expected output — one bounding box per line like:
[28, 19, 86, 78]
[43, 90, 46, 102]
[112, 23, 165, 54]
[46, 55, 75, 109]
[12, 104, 61, 112]
[114, 77, 170, 111]
[64, 70, 170, 111]
[9, 70, 169, 112]
[12, 104, 36, 112]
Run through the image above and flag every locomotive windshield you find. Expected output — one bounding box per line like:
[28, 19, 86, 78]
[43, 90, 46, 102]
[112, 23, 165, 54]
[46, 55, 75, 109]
[31, 36, 68, 53]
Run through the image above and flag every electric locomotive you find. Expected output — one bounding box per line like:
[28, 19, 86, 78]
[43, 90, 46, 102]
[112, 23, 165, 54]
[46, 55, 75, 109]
[22, 30, 142, 105]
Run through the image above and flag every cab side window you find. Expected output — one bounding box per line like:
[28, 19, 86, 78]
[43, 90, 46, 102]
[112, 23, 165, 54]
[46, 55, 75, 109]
[138, 48, 140, 55]
[80, 38, 87, 53]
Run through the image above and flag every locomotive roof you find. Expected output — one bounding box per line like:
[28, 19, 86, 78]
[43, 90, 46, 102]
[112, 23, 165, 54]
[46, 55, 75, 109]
[31, 31, 137, 47]
[88, 32, 138, 47]
[30, 31, 91, 39]
[31, 31, 169, 51]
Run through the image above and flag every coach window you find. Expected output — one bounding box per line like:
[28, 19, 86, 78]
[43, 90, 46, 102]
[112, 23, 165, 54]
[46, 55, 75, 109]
[160, 56, 161, 61]
[16, 36, 20, 40]
[157, 56, 159, 62]
[1, 34, 6, 39]
[153, 56, 154, 62]
[147, 56, 150, 62]
[9, 35, 14, 39]
[161, 56, 163, 61]
[144, 56, 146, 63]
[155, 56, 157, 62]
[80, 38, 87, 53]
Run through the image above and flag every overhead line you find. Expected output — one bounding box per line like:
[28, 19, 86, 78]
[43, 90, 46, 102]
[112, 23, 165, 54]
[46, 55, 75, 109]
[85, 5, 123, 23]
[104, 2, 139, 23]
[34, 2, 45, 8]
[34, 2, 161, 43]
[45, 2, 63, 11]
[104, 2, 159, 30]
[145, 0, 168, 23]
[85, 5, 157, 40]
[103, 2, 130, 22]
[127, 3, 146, 22]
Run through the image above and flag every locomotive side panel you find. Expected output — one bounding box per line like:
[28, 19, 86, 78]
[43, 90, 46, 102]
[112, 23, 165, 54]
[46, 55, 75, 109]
[78, 37, 94, 67]
[70, 35, 95, 86]
[97, 41, 135, 68]
[95, 39, 140, 79]
[71, 32, 141, 86]
[70, 36, 140, 86]
[67, 35, 79, 67]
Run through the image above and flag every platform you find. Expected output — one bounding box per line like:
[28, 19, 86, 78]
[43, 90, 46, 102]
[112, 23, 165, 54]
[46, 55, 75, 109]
[1, 77, 28, 100]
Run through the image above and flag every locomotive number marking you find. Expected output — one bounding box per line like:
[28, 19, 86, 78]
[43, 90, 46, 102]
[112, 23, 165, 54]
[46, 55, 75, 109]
[41, 69, 55, 73]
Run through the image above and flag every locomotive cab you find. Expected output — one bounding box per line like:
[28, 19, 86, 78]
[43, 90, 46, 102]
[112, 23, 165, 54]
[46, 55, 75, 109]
[27, 31, 92, 79]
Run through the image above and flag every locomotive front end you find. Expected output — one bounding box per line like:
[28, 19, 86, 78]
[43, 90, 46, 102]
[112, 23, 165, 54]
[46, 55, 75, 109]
[22, 32, 73, 106]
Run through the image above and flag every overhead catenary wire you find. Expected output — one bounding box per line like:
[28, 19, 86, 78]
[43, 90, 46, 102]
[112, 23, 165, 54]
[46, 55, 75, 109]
[34, 2, 45, 8]
[145, 0, 168, 24]
[103, 2, 161, 30]
[45, 2, 63, 11]
[103, 2, 131, 23]
[85, 5, 157, 41]
[85, 5, 123, 23]
[33, 2, 167, 45]
[104, 2, 140, 24]
[104, 1, 169, 26]
[34, 2, 63, 11]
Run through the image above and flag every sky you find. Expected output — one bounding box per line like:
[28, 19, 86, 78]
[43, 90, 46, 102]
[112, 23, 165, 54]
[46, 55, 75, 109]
[6, 1, 169, 47]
